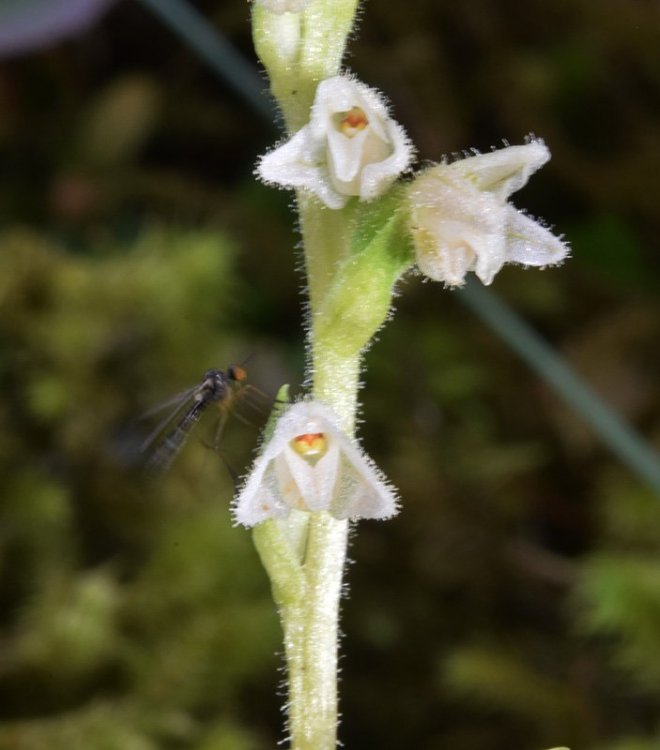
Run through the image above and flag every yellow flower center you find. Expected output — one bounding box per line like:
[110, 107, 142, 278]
[291, 432, 327, 463]
[338, 107, 369, 137]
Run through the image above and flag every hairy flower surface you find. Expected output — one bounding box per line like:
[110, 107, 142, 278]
[408, 139, 569, 286]
[233, 401, 398, 526]
[254, 0, 310, 12]
[257, 75, 413, 209]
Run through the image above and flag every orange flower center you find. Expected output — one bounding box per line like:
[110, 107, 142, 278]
[338, 107, 369, 137]
[291, 432, 327, 461]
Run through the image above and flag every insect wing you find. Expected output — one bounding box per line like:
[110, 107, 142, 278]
[139, 365, 265, 476]
[143, 398, 208, 475]
[139, 384, 201, 454]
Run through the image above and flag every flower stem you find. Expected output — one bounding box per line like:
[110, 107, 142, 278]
[276, 201, 361, 749]
[283, 513, 349, 749]
[297, 197, 355, 314]
[278, 350, 357, 749]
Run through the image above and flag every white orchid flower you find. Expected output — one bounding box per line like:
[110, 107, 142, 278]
[233, 400, 398, 526]
[408, 139, 569, 287]
[257, 75, 413, 209]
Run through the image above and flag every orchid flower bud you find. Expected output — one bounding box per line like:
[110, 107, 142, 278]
[233, 401, 398, 526]
[408, 139, 569, 286]
[257, 75, 413, 209]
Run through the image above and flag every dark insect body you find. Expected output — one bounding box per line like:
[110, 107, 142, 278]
[142, 364, 249, 475]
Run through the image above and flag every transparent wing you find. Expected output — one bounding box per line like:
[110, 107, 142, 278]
[139, 386, 200, 453]
[139, 385, 197, 421]
[143, 399, 208, 475]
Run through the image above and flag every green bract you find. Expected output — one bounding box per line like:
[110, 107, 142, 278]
[313, 191, 414, 360]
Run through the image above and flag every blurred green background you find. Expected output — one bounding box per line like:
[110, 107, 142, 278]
[1, 1, 659, 748]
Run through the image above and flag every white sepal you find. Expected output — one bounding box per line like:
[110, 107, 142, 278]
[233, 401, 398, 526]
[257, 75, 413, 209]
[408, 138, 569, 287]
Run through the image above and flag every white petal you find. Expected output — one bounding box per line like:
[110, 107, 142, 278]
[311, 77, 388, 140]
[233, 450, 288, 527]
[330, 440, 398, 520]
[256, 128, 348, 209]
[473, 232, 508, 285]
[315, 77, 412, 202]
[327, 127, 370, 185]
[279, 441, 341, 512]
[409, 168, 507, 286]
[414, 230, 476, 287]
[448, 140, 550, 201]
[360, 119, 413, 201]
[505, 207, 570, 267]
[257, 128, 314, 185]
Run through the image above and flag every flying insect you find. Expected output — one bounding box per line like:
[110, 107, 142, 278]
[141, 364, 254, 475]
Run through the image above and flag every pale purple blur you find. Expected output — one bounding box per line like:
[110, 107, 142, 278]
[0, 0, 118, 58]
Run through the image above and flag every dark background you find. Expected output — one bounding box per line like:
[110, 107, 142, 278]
[1, 1, 659, 748]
